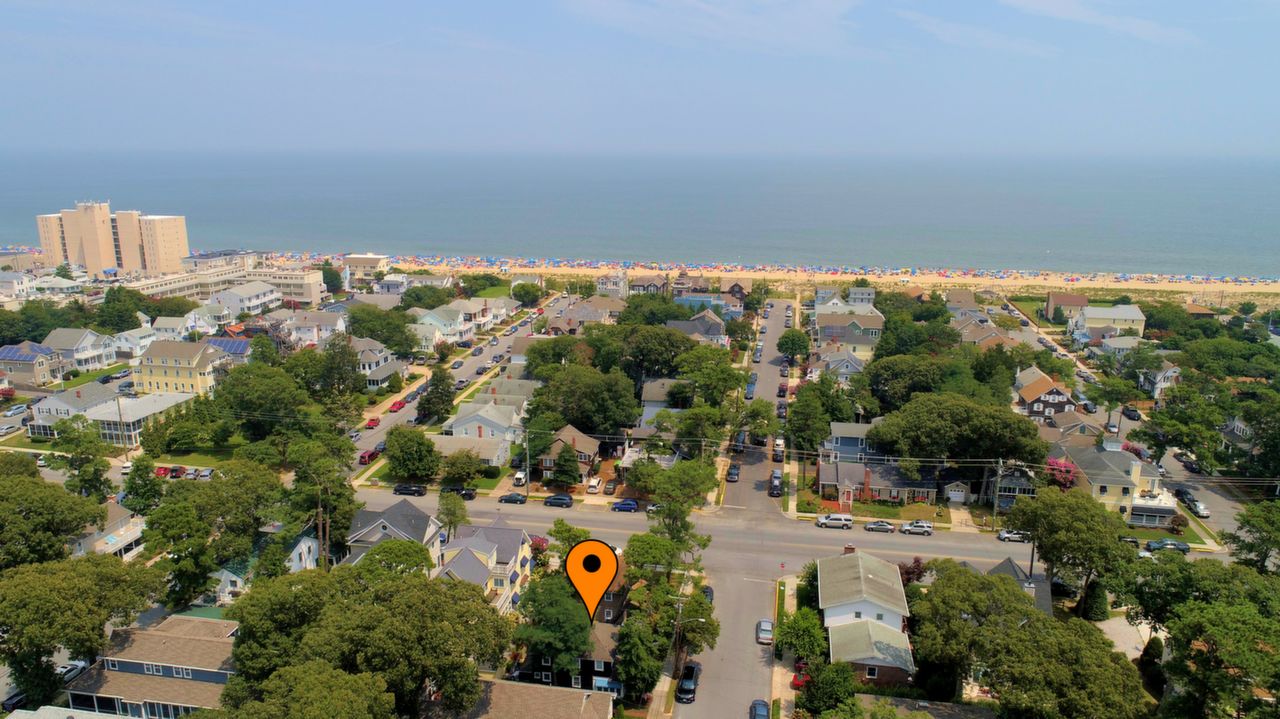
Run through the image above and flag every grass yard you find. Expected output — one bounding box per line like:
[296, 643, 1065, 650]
[775, 580, 786, 623]
[1010, 298, 1059, 327]
[780, 473, 791, 512]
[0, 433, 54, 451]
[156, 446, 239, 467]
[60, 363, 129, 389]
[475, 284, 512, 299]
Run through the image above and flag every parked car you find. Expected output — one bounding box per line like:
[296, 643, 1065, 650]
[2, 688, 27, 711]
[544, 493, 574, 508]
[1146, 538, 1191, 554]
[198, 468, 214, 480]
[1105, 421, 1120, 433]
[701, 585, 714, 603]
[1122, 405, 1143, 421]
[450, 360, 464, 370]
[769, 469, 783, 497]
[997, 529, 1031, 543]
[779, 364, 789, 377]
[1190, 501, 1211, 518]
[453, 379, 470, 391]
[755, 619, 775, 645]
[776, 385, 787, 398]
[475, 365, 488, 375]
[864, 520, 894, 533]
[348, 430, 362, 441]
[183, 468, 197, 479]
[752, 351, 762, 363]
[750, 700, 770, 719]
[603, 479, 618, 495]
[471, 346, 484, 357]
[899, 520, 934, 536]
[0, 424, 17, 436]
[586, 476, 602, 494]
[489, 336, 499, 346]
[611, 499, 640, 513]
[169, 465, 186, 477]
[358, 449, 379, 465]
[389, 400, 406, 412]
[726, 464, 740, 482]
[758, 325, 767, 334]
[675, 663, 701, 704]
[56, 660, 88, 684]
[154, 466, 170, 478]
[118, 381, 135, 393]
[112, 369, 132, 380]
[1175, 488, 1195, 505]
[393, 484, 427, 496]
[1020, 318, 1030, 327]
[744, 384, 755, 400]
[98, 374, 113, 384]
[645, 502, 663, 514]
[375, 440, 387, 453]
[790, 673, 811, 690]
[3, 404, 27, 417]
[816, 513, 854, 530]
[36, 454, 46, 467]
[365, 417, 380, 429]
[512, 470, 527, 486]
[440, 486, 477, 500]
[497, 492, 527, 504]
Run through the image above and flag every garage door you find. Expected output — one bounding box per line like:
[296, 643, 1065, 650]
[948, 489, 967, 503]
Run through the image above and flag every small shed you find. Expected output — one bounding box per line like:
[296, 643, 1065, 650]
[943, 481, 971, 505]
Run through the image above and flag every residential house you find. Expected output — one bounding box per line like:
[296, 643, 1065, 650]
[639, 378, 685, 427]
[816, 548, 914, 686]
[817, 462, 937, 507]
[595, 271, 628, 299]
[150, 316, 187, 342]
[809, 344, 867, 383]
[962, 557, 1053, 615]
[1138, 360, 1181, 401]
[1013, 366, 1075, 423]
[952, 315, 1025, 351]
[43, 327, 117, 373]
[1221, 414, 1255, 454]
[261, 309, 347, 347]
[986, 467, 1037, 513]
[1184, 302, 1217, 320]
[209, 281, 282, 318]
[471, 391, 531, 418]
[32, 275, 83, 294]
[204, 337, 253, 365]
[628, 274, 668, 295]
[134, 340, 228, 395]
[1044, 293, 1089, 321]
[945, 290, 980, 315]
[85, 392, 192, 446]
[344, 335, 404, 390]
[823, 420, 879, 463]
[0, 340, 68, 387]
[425, 434, 511, 468]
[520, 622, 623, 698]
[71, 501, 146, 562]
[27, 382, 119, 439]
[720, 277, 753, 302]
[65, 615, 237, 718]
[508, 335, 550, 375]
[441, 518, 534, 614]
[1056, 438, 1177, 527]
[577, 295, 627, 321]
[375, 272, 452, 294]
[209, 524, 320, 604]
[813, 310, 884, 346]
[672, 293, 743, 320]
[409, 321, 443, 354]
[112, 325, 156, 359]
[487, 297, 523, 324]
[482, 377, 541, 403]
[665, 308, 728, 347]
[1092, 335, 1147, 359]
[538, 425, 601, 484]
[670, 270, 711, 297]
[463, 681, 613, 719]
[342, 499, 444, 568]
[184, 304, 233, 336]
[444, 402, 523, 443]
[0, 271, 32, 298]
[1068, 305, 1146, 342]
[243, 266, 328, 306]
[508, 273, 543, 291]
[418, 306, 475, 345]
[342, 253, 391, 285]
[846, 286, 876, 305]
[1037, 410, 1105, 445]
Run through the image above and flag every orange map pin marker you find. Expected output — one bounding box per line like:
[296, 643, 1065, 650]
[565, 539, 619, 622]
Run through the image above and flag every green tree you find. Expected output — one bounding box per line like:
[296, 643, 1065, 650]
[0, 475, 104, 570]
[867, 393, 1048, 471]
[0, 451, 39, 478]
[1087, 375, 1143, 431]
[618, 294, 692, 326]
[547, 518, 591, 558]
[437, 493, 469, 540]
[441, 449, 484, 488]
[54, 262, 73, 280]
[676, 345, 744, 407]
[0, 555, 161, 703]
[622, 531, 681, 583]
[535, 364, 640, 433]
[864, 354, 945, 411]
[1006, 488, 1130, 614]
[617, 325, 696, 382]
[1164, 600, 1280, 719]
[218, 660, 396, 719]
[399, 285, 453, 310]
[383, 426, 439, 482]
[353, 539, 434, 584]
[647, 461, 717, 554]
[319, 332, 364, 398]
[1221, 500, 1280, 574]
[776, 328, 811, 359]
[1052, 304, 1067, 324]
[774, 606, 828, 662]
[320, 261, 343, 294]
[417, 367, 455, 424]
[347, 304, 416, 356]
[797, 661, 860, 715]
[1239, 301, 1258, 317]
[143, 501, 219, 608]
[217, 363, 311, 441]
[511, 282, 544, 307]
[48, 415, 113, 500]
[121, 455, 164, 513]
[514, 574, 593, 672]
[615, 614, 665, 703]
[786, 389, 831, 453]
[549, 443, 582, 488]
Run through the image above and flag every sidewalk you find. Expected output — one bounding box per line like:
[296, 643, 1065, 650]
[770, 574, 798, 716]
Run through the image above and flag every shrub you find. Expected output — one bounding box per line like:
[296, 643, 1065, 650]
[1081, 580, 1110, 621]
[64, 369, 81, 379]
[796, 498, 819, 514]
[1169, 514, 1189, 535]
[481, 465, 502, 479]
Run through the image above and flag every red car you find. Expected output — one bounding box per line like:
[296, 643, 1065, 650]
[790, 673, 811, 690]
[154, 466, 170, 478]
[365, 417, 380, 429]
[389, 401, 406, 412]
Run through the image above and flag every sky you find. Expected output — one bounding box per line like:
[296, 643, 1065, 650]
[2, 0, 1278, 156]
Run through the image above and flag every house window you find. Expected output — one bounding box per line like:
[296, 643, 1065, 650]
[1122, 487, 1131, 496]
[854, 611, 862, 619]
[594, 660, 605, 672]
[866, 666, 879, 679]
[572, 675, 582, 688]
[541, 656, 551, 666]
[604, 610, 614, 621]
[1033, 402, 1043, 411]
[603, 592, 614, 602]
[106, 659, 118, 670]
[875, 613, 884, 621]
[1099, 486, 1108, 495]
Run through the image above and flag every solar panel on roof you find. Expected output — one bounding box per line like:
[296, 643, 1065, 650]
[208, 338, 251, 354]
[0, 346, 37, 362]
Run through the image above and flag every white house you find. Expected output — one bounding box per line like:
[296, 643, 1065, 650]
[211, 280, 282, 317]
[0, 271, 32, 298]
[816, 549, 909, 631]
[345, 336, 405, 390]
[1138, 360, 1181, 401]
[150, 316, 187, 341]
[417, 306, 474, 345]
[210, 524, 321, 604]
[42, 328, 117, 373]
[112, 325, 156, 359]
[71, 501, 146, 562]
[447, 299, 494, 332]
[442, 402, 522, 442]
[262, 309, 347, 346]
[184, 305, 233, 336]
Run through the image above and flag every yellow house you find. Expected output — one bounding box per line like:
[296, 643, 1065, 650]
[438, 518, 533, 614]
[134, 340, 228, 395]
[1068, 305, 1146, 336]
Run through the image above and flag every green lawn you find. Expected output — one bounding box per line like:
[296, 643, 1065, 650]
[1010, 299, 1060, 327]
[775, 580, 786, 623]
[0, 433, 54, 451]
[60, 363, 128, 389]
[475, 284, 512, 299]
[156, 447, 239, 467]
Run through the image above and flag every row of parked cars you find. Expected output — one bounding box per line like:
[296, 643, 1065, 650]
[813, 514, 936, 535]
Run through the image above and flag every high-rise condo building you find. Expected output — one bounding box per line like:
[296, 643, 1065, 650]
[37, 201, 190, 278]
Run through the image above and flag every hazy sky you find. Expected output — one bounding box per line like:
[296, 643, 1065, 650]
[3, 0, 1278, 156]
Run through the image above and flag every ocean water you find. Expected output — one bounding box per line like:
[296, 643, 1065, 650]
[0, 152, 1276, 276]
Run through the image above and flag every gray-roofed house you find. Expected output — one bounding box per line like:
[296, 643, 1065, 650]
[538, 425, 601, 484]
[27, 382, 120, 439]
[982, 557, 1053, 616]
[343, 336, 404, 390]
[458, 680, 613, 719]
[816, 548, 914, 685]
[827, 618, 916, 687]
[1138, 360, 1181, 401]
[85, 392, 193, 446]
[480, 378, 541, 402]
[639, 378, 686, 427]
[341, 498, 444, 569]
[441, 518, 534, 614]
[112, 325, 156, 359]
[425, 434, 511, 467]
[0, 340, 68, 387]
[809, 344, 866, 384]
[150, 315, 187, 341]
[817, 462, 937, 508]
[443, 402, 523, 443]
[209, 280, 282, 317]
[350, 292, 404, 311]
[43, 327, 117, 373]
[65, 615, 237, 717]
[665, 309, 728, 347]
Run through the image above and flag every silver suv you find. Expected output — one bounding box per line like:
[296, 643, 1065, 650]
[816, 513, 854, 530]
[899, 520, 934, 536]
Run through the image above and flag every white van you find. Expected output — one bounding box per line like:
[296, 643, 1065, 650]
[586, 476, 602, 494]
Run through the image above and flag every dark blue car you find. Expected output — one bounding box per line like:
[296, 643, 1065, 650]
[543, 493, 574, 508]
[611, 499, 639, 512]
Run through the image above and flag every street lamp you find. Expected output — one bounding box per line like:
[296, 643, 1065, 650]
[670, 610, 707, 681]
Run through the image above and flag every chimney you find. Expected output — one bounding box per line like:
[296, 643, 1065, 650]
[1130, 460, 1144, 490]
[843, 544, 858, 555]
